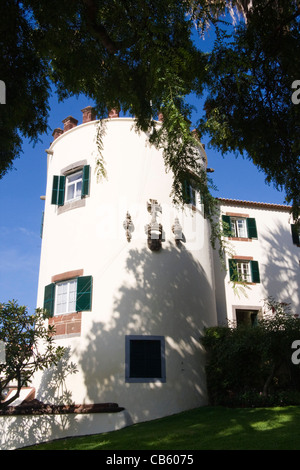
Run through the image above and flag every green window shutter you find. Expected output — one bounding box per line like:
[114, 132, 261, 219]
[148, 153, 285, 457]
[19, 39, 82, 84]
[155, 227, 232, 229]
[229, 259, 237, 281]
[291, 224, 300, 245]
[51, 175, 59, 205]
[182, 180, 190, 204]
[57, 175, 65, 206]
[222, 215, 232, 236]
[51, 175, 65, 206]
[250, 260, 260, 283]
[44, 283, 55, 316]
[81, 165, 90, 197]
[76, 276, 92, 312]
[247, 218, 258, 239]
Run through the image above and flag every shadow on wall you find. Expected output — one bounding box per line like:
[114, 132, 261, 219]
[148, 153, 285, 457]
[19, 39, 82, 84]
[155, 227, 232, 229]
[260, 222, 300, 312]
[1, 350, 80, 449]
[0, 243, 218, 448]
[0, 350, 130, 449]
[78, 242, 218, 423]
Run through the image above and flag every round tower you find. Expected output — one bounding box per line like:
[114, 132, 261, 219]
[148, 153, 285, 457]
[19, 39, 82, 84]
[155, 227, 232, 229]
[36, 107, 218, 425]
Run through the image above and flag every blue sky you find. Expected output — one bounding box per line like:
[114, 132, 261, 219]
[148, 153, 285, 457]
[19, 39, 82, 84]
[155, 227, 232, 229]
[0, 90, 287, 314]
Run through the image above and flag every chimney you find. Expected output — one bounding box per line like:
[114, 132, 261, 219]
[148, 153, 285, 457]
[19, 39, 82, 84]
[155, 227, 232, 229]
[62, 116, 78, 132]
[81, 106, 96, 123]
[52, 128, 64, 140]
[108, 108, 119, 118]
[192, 129, 200, 140]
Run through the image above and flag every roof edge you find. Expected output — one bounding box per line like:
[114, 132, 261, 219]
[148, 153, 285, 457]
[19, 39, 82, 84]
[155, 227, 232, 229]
[216, 197, 292, 211]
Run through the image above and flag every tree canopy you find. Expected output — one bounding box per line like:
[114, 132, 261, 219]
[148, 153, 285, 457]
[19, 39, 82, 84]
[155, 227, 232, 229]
[1, 0, 299, 219]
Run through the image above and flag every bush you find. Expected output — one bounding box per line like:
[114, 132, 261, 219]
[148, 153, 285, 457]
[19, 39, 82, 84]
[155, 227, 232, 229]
[202, 298, 300, 407]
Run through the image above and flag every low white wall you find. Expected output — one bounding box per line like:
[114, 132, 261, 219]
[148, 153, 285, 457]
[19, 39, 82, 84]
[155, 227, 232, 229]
[0, 410, 130, 450]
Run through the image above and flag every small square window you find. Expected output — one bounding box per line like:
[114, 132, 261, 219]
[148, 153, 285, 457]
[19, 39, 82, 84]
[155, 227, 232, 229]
[125, 336, 166, 383]
[65, 170, 83, 202]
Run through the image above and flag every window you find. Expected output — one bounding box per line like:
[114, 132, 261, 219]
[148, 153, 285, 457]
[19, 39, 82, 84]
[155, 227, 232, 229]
[182, 180, 202, 209]
[222, 215, 257, 239]
[231, 218, 247, 238]
[291, 224, 300, 246]
[236, 261, 251, 283]
[65, 171, 83, 202]
[55, 279, 77, 314]
[51, 165, 90, 206]
[236, 309, 259, 327]
[229, 259, 260, 283]
[125, 336, 166, 383]
[44, 275, 93, 316]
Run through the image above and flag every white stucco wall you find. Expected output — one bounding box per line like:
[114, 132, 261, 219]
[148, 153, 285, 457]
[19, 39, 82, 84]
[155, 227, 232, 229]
[35, 117, 218, 429]
[213, 199, 300, 325]
[0, 410, 130, 450]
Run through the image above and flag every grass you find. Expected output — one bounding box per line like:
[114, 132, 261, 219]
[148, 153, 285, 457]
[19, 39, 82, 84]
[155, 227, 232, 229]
[23, 405, 300, 450]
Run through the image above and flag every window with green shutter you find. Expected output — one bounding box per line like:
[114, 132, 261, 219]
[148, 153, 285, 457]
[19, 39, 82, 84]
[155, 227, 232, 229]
[229, 259, 260, 283]
[44, 275, 93, 316]
[222, 215, 257, 239]
[51, 165, 90, 206]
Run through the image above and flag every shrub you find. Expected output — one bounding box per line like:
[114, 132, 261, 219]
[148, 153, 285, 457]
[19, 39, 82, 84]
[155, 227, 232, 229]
[202, 298, 300, 407]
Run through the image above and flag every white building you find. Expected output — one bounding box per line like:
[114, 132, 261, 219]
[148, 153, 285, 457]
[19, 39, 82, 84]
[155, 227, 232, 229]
[2, 106, 299, 449]
[35, 107, 219, 426]
[214, 198, 300, 326]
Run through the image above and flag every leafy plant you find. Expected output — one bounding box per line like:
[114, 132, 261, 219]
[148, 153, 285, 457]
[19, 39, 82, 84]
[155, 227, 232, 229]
[203, 297, 300, 406]
[0, 301, 65, 408]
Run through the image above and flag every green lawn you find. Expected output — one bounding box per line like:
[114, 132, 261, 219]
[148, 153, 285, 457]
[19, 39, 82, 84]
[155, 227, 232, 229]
[23, 406, 300, 450]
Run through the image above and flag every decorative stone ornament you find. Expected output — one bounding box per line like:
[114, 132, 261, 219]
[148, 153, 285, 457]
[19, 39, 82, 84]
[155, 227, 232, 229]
[145, 199, 163, 251]
[123, 212, 134, 242]
[172, 217, 183, 244]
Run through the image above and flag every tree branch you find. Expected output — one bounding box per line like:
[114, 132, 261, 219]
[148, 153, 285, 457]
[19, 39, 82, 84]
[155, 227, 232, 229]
[82, 0, 119, 54]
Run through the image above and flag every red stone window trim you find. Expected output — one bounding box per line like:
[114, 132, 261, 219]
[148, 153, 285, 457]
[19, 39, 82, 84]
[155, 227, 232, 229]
[51, 269, 84, 283]
[228, 237, 252, 242]
[49, 312, 82, 338]
[226, 212, 249, 218]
